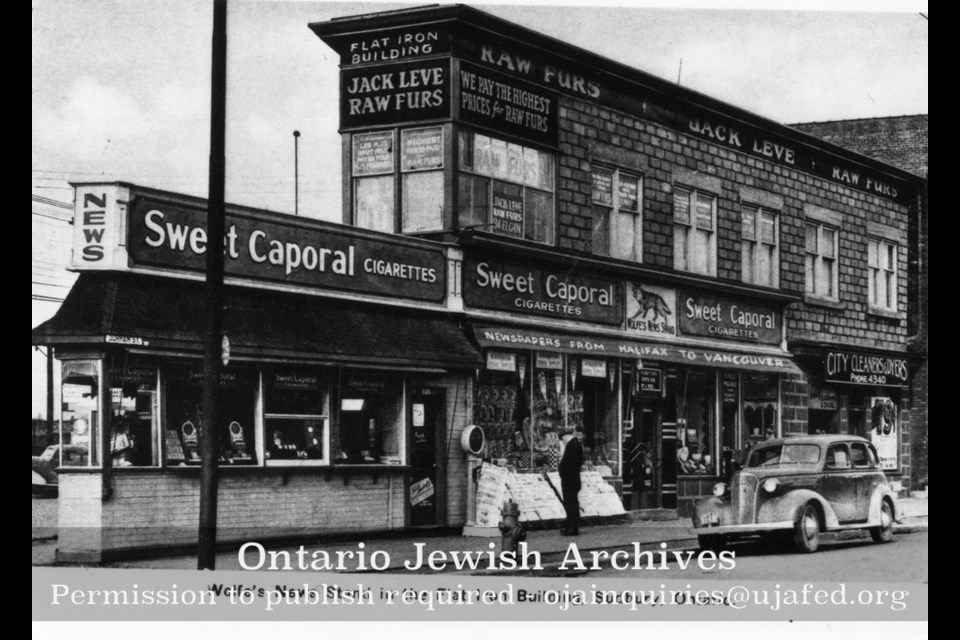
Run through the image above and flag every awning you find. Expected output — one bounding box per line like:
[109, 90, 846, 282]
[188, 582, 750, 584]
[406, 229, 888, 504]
[32, 272, 483, 370]
[473, 325, 802, 375]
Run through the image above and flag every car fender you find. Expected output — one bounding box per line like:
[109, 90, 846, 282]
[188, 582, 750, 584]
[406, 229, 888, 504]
[868, 484, 899, 524]
[693, 496, 734, 527]
[758, 489, 840, 529]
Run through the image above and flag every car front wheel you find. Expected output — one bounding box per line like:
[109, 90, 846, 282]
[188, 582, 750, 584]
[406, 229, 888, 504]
[870, 499, 894, 543]
[793, 503, 820, 553]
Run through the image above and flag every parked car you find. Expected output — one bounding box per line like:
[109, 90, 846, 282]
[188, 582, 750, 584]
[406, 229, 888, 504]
[32, 444, 89, 492]
[691, 435, 899, 553]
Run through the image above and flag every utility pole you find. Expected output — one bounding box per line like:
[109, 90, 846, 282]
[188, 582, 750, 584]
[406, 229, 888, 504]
[293, 130, 300, 216]
[199, 0, 227, 571]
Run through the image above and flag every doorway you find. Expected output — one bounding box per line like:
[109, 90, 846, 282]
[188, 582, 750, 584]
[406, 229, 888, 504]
[408, 388, 445, 527]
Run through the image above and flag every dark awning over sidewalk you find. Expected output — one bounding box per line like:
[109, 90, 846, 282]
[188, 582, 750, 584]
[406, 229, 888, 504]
[32, 272, 482, 370]
[473, 324, 802, 375]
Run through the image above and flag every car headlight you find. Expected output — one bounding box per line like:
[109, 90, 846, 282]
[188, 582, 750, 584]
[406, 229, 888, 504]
[762, 478, 779, 493]
[713, 482, 726, 497]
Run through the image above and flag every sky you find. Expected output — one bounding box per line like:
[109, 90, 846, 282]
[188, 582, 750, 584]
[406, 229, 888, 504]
[32, 0, 928, 221]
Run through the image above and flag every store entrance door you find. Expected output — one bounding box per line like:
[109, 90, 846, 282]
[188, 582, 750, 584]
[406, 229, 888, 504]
[623, 400, 664, 511]
[409, 389, 444, 527]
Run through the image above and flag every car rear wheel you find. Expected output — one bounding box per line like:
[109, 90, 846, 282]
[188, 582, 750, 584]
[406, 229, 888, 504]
[698, 534, 727, 553]
[793, 503, 820, 553]
[870, 499, 894, 543]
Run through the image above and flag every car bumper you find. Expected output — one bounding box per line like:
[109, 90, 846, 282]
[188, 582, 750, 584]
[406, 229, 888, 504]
[692, 521, 795, 536]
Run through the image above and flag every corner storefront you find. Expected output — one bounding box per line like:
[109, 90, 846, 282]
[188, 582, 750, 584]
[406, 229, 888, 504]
[32, 183, 482, 562]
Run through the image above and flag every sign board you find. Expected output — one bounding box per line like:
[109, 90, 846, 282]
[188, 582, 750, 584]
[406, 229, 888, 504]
[640, 367, 662, 393]
[409, 477, 435, 506]
[463, 256, 623, 325]
[127, 197, 446, 302]
[535, 353, 563, 370]
[340, 59, 450, 129]
[457, 61, 558, 146]
[400, 127, 443, 171]
[486, 351, 516, 372]
[72, 184, 122, 269]
[490, 182, 524, 238]
[824, 350, 909, 388]
[582, 358, 606, 378]
[352, 132, 394, 176]
[678, 292, 781, 345]
[625, 282, 677, 337]
[338, 26, 450, 66]
[869, 397, 899, 471]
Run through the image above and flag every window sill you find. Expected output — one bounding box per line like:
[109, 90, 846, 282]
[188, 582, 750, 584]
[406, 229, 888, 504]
[867, 307, 900, 320]
[802, 294, 844, 310]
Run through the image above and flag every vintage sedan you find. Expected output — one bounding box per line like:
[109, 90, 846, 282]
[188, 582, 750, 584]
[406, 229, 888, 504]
[692, 435, 899, 553]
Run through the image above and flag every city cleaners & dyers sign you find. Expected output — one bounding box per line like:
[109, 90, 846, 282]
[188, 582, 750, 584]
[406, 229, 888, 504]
[824, 349, 909, 388]
[128, 197, 446, 302]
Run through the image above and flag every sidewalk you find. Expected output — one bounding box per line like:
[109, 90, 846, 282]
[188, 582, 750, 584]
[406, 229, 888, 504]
[32, 495, 927, 570]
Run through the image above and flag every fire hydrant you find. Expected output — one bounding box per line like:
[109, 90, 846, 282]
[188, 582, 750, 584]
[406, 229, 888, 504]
[498, 498, 526, 554]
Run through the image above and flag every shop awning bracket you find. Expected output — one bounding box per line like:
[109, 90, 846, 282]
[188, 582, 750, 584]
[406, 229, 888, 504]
[325, 469, 333, 482]
[343, 471, 351, 486]
[282, 470, 291, 486]
[372, 471, 380, 484]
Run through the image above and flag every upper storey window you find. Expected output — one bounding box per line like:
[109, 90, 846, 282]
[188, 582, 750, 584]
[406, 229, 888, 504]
[457, 131, 555, 245]
[592, 166, 642, 262]
[673, 186, 717, 276]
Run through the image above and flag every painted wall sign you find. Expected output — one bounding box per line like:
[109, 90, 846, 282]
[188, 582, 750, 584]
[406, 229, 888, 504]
[678, 292, 781, 345]
[475, 326, 797, 374]
[339, 26, 450, 66]
[127, 197, 446, 302]
[824, 350, 909, 387]
[272, 373, 320, 391]
[352, 131, 395, 176]
[463, 256, 623, 325]
[625, 282, 676, 337]
[340, 59, 450, 129]
[640, 367, 662, 393]
[400, 127, 443, 171]
[458, 62, 558, 145]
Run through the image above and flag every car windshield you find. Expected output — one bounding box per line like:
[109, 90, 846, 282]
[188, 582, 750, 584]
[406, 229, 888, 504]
[747, 444, 821, 467]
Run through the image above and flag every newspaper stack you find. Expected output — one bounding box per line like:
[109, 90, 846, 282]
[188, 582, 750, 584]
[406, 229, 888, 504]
[503, 473, 542, 522]
[580, 470, 627, 517]
[474, 463, 509, 527]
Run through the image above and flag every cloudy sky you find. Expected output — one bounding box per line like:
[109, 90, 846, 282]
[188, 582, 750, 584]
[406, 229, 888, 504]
[32, 0, 928, 221]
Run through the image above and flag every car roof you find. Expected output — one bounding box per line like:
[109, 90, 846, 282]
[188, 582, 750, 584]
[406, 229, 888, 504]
[755, 434, 873, 447]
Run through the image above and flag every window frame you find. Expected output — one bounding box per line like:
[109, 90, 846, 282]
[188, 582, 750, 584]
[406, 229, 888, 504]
[456, 129, 556, 246]
[399, 126, 445, 234]
[804, 220, 840, 301]
[867, 237, 898, 312]
[672, 185, 718, 276]
[262, 370, 332, 467]
[741, 204, 780, 288]
[591, 164, 643, 262]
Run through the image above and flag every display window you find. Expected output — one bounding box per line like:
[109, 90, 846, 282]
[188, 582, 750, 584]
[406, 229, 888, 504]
[264, 370, 330, 465]
[60, 360, 101, 467]
[334, 375, 404, 464]
[109, 363, 159, 467]
[162, 365, 258, 466]
[673, 367, 716, 476]
[474, 351, 619, 476]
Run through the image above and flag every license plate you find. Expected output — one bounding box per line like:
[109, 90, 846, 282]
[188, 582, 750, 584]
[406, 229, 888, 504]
[701, 512, 719, 525]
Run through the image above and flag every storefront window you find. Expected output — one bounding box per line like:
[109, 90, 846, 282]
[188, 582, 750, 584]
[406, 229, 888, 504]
[60, 360, 100, 467]
[743, 372, 779, 448]
[163, 366, 258, 466]
[577, 357, 619, 476]
[457, 130, 555, 244]
[474, 367, 525, 464]
[334, 375, 403, 464]
[109, 363, 158, 467]
[675, 368, 716, 475]
[530, 352, 565, 469]
[264, 371, 329, 465]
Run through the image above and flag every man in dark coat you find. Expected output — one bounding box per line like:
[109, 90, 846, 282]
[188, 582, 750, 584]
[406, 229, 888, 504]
[558, 426, 584, 535]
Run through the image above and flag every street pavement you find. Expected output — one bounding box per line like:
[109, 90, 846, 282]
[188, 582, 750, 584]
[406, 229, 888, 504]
[31, 494, 928, 571]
